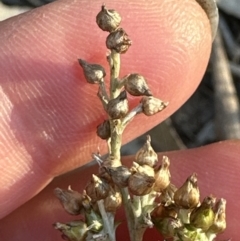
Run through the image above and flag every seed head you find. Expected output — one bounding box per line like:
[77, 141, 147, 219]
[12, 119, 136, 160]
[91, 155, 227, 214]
[124, 73, 152, 96]
[53, 220, 88, 241]
[54, 187, 83, 215]
[141, 96, 168, 116]
[96, 5, 121, 32]
[174, 173, 200, 209]
[96, 120, 111, 140]
[154, 156, 171, 192]
[128, 172, 155, 196]
[135, 135, 158, 167]
[106, 28, 132, 54]
[131, 162, 155, 177]
[190, 195, 216, 231]
[153, 217, 182, 238]
[160, 183, 177, 205]
[107, 91, 129, 119]
[208, 198, 227, 234]
[104, 186, 122, 212]
[85, 174, 110, 202]
[151, 204, 178, 220]
[78, 59, 106, 84]
[104, 165, 131, 187]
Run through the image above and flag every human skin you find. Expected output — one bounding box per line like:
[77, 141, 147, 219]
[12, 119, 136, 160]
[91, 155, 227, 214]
[0, 0, 239, 240]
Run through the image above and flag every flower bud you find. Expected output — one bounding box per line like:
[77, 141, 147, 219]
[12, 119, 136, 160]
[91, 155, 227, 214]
[154, 156, 171, 192]
[107, 91, 129, 119]
[96, 120, 111, 140]
[208, 198, 226, 234]
[190, 195, 216, 231]
[106, 28, 132, 54]
[131, 162, 155, 177]
[86, 174, 110, 202]
[96, 5, 121, 32]
[174, 173, 200, 209]
[104, 186, 122, 212]
[78, 59, 106, 84]
[54, 220, 88, 241]
[54, 187, 83, 215]
[128, 172, 155, 196]
[135, 135, 158, 167]
[104, 165, 131, 187]
[141, 96, 168, 116]
[124, 73, 152, 96]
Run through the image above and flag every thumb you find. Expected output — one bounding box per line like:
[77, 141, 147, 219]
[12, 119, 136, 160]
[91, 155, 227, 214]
[0, 0, 211, 218]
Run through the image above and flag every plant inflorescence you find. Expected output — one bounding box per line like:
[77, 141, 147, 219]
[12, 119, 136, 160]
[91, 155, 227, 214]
[53, 5, 226, 241]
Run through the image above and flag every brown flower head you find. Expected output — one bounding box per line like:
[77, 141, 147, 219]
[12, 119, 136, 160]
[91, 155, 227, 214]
[54, 187, 83, 215]
[124, 73, 152, 96]
[106, 28, 132, 54]
[96, 4, 121, 32]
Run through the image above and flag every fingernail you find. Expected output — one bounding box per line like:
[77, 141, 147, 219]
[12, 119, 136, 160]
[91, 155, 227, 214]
[195, 0, 219, 41]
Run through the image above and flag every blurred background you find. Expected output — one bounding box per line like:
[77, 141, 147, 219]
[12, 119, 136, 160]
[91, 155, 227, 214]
[1, 0, 240, 154]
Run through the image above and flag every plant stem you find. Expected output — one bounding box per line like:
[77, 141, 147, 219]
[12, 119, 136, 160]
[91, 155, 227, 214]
[97, 200, 116, 241]
[109, 119, 122, 166]
[122, 104, 143, 127]
[120, 187, 135, 241]
[109, 50, 121, 99]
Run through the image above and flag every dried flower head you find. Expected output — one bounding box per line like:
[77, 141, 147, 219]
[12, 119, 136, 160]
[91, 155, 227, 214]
[96, 5, 121, 32]
[106, 28, 132, 54]
[124, 73, 152, 96]
[174, 173, 200, 209]
[104, 186, 122, 212]
[153, 217, 182, 238]
[160, 183, 177, 205]
[135, 135, 158, 167]
[154, 157, 171, 193]
[96, 120, 111, 140]
[78, 59, 106, 84]
[85, 174, 110, 202]
[54, 187, 83, 215]
[104, 165, 131, 187]
[141, 96, 168, 116]
[128, 172, 155, 196]
[131, 162, 155, 177]
[151, 203, 178, 220]
[208, 198, 227, 234]
[106, 91, 129, 119]
[54, 220, 89, 241]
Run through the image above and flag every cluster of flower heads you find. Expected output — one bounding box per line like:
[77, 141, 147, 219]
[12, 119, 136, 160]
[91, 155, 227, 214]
[54, 136, 226, 241]
[54, 5, 226, 241]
